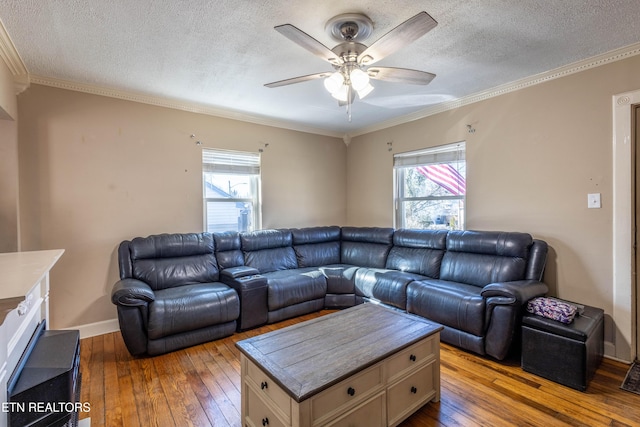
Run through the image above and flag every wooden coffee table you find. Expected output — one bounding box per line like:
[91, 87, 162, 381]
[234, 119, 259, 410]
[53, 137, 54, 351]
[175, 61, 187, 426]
[236, 303, 443, 427]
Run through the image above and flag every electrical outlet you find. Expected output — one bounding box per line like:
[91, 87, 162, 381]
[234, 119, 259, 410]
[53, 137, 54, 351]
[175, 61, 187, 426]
[588, 193, 601, 209]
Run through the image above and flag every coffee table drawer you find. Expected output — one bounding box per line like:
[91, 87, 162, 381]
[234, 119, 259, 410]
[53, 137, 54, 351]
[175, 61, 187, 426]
[311, 364, 383, 424]
[325, 392, 386, 427]
[245, 385, 287, 427]
[386, 335, 436, 382]
[387, 361, 437, 426]
[246, 359, 291, 420]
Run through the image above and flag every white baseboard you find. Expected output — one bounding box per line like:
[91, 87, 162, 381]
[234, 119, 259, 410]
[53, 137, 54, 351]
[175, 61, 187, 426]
[65, 318, 120, 339]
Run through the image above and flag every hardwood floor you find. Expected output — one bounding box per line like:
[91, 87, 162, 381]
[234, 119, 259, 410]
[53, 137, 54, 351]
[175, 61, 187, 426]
[79, 311, 640, 427]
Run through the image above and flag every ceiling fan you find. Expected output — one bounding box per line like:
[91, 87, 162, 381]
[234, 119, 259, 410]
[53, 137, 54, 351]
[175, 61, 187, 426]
[265, 11, 438, 120]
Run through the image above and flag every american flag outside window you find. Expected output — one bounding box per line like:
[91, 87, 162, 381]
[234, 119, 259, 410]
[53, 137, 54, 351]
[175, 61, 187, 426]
[416, 164, 466, 196]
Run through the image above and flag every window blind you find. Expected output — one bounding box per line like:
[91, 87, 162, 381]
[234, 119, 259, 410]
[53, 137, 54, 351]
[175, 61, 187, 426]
[394, 141, 465, 168]
[202, 148, 260, 174]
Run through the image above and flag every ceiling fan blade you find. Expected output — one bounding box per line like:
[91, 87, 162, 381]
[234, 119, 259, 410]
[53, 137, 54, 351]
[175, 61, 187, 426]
[275, 24, 343, 65]
[358, 12, 437, 65]
[367, 67, 436, 85]
[265, 72, 333, 88]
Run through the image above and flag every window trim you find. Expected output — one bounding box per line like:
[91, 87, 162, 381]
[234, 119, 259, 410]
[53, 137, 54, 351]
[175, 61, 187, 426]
[202, 148, 262, 233]
[393, 141, 466, 230]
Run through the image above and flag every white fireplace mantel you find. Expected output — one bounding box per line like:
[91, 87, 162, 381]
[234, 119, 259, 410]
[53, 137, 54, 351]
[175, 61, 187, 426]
[0, 249, 64, 427]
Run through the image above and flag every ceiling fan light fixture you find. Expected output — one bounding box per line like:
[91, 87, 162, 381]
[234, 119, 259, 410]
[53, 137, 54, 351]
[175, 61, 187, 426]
[324, 72, 344, 94]
[356, 83, 374, 99]
[331, 84, 349, 102]
[349, 68, 370, 91]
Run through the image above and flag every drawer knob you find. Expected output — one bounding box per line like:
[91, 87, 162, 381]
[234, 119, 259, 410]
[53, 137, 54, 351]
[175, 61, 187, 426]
[411, 386, 418, 394]
[409, 354, 417, 362]
[17, 302, 28, 316]
[260, 381, 268, 390]
[347, 387, 356, 396]
[262, 417, 269, 426]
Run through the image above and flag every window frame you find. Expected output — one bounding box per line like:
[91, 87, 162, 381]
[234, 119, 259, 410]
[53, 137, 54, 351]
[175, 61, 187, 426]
[393, 141, 466, 230]
[202, 148, 262, 233]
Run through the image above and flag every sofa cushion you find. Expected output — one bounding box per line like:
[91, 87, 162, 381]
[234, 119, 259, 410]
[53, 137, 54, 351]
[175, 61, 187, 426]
[292, 226, 341, 267]
[147, 283, 239, 339]
[319, 264, 359, 294]
[355, 268, 426, 310]
[213, 231, 244, 269]
[340, 227, 394, 268]
[526, 239, 549, 281]
[245, 247, 298, 273]
[291, 226, 341, 245]
[241, 228, 292, 251]
[130, 232, 214, 259]
[295, 241, 341, 267]
[385, 229, 447, 277]
[263, 268, 328, 311]
[128, 233, 219, 291]
[407, 279, 485, 337]
[439, 230, 532, 287]
[242, 229, 298, 273]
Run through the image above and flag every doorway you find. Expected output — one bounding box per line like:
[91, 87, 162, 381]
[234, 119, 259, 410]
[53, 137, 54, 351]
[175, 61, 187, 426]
[613, 90, 640, 363]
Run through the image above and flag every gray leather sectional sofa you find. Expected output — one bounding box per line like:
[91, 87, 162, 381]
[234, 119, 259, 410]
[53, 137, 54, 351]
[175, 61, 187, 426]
[112, 226, 548, 359]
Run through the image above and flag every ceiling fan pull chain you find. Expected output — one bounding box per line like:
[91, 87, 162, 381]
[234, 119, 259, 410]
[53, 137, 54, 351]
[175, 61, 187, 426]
[347, 86, 352, 122]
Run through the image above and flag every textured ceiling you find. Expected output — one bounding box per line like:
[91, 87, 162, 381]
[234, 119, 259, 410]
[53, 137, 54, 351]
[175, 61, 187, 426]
[1, 1, 640, 136]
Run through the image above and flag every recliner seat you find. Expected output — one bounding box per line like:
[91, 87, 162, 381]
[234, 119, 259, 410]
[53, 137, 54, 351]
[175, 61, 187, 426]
[111, 233, 239, 356]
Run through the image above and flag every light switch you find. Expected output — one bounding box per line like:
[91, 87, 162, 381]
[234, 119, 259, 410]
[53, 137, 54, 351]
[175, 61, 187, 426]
[588, 193, 601, 209]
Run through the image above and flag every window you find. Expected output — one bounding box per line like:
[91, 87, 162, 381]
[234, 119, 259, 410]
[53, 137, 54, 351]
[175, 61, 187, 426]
[394, 142, 466, 230]
[202, 148, 261, 233]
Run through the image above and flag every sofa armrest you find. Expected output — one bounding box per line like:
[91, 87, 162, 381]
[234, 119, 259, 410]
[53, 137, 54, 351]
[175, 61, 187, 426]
[111, 278, 155, 306]
[220, 266, 260, 280]
[481, 280, 548, 306]
[481, 280, 548, 360]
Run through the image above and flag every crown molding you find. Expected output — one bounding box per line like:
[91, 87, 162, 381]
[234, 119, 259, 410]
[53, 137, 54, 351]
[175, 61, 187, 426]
[29, 74, 344, 138]
[0, 18, 29, 93]
[350, 41, 640, 137]
[13, 35, 640, 140]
